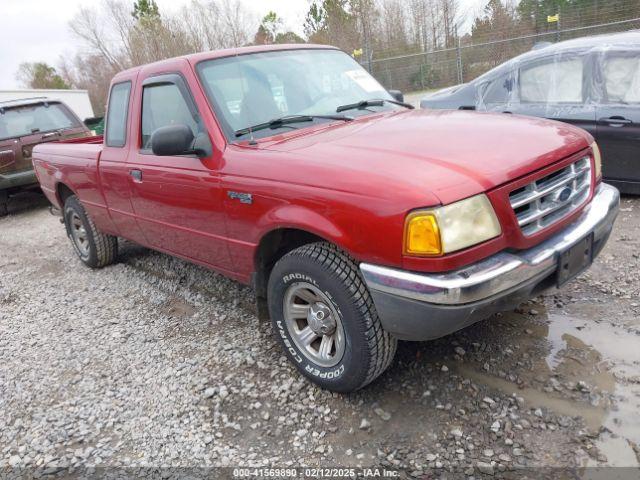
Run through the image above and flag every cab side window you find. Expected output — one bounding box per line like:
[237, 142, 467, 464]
[141, 83, 199, 150]
[520, 56, 584, 104]
[105, 81, 131, 147]
[602, 54, 640, 104]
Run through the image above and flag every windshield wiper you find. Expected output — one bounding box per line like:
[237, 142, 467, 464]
[235, 114, 353, 138]
[336, 98, 414, 113]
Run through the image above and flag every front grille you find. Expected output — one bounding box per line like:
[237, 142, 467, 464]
[509, 157, 592, 236]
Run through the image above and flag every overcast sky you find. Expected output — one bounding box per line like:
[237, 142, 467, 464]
[0, 0, 484, 89]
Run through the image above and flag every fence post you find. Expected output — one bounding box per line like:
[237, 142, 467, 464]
[456, 35, 463, 84]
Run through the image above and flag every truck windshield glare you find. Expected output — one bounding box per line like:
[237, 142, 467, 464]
[196, 49, 396, 139]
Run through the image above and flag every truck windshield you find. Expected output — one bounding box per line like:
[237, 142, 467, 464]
[0, 102, 80, 141]
[196, 49, 396, 140]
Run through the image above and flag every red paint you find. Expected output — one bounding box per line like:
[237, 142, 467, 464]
[32, 45, 596, 284]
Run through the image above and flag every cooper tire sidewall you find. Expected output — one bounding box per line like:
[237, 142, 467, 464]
[269, 257, 369, 392]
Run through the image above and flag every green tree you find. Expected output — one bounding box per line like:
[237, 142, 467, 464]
[517, 0, 568, 32]
[254, 11, 283, 44]
[132, 0, 159, 20]
[471, 0, 522, 68]
[304, 2, 327, 39]
[15, 62, 71, 89]
[275, 31, 305, 44]
[303, 0, 359, 52]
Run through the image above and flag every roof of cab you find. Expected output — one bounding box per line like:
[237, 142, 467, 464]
[112, 44, 339, 81]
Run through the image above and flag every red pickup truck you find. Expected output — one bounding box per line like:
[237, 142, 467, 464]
[33, 44, 619, 392]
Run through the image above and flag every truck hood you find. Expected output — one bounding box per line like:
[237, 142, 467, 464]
[259, 109, 591, 204]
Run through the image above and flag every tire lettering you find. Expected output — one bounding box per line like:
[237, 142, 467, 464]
[283, 273, 317, 285]
[305, 364, 345, 379]
[277, 320, 302, 364]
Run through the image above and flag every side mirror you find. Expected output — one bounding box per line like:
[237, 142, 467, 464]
[151, 124, 195, 156]
[388, 89, 404, 103]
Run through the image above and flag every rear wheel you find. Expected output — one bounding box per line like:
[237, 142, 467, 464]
[63, 195, 117, 268]
[268, 242, 397, 392]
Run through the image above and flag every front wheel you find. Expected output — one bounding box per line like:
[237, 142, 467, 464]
[267, 242, 397, 392]
[63, 195, 118, 268]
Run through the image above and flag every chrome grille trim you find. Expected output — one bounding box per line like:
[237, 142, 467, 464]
[509, 157, 592, 236]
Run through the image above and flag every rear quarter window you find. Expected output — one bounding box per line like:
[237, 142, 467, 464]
[105, 81, 132, 148]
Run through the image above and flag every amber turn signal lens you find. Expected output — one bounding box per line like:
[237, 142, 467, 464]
[404, 213, 442, 256]
[591, 142, 602, 179]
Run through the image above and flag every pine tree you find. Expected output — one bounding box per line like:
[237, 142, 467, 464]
[132, 0, 160, 20]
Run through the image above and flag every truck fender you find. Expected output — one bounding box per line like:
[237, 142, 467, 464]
[256, 204, 353, 252]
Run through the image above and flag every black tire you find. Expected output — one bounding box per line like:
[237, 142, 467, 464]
[63, 195, 118, 268]
[268, 242, 397, 392]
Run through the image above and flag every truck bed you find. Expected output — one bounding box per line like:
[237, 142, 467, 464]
[32, 135, 106, 219]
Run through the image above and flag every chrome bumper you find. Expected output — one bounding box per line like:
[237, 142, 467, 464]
[360, 183, 619, 340]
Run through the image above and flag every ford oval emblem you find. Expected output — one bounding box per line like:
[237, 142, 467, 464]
[558, 186, 572, 202]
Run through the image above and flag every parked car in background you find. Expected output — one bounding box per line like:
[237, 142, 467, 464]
[33, 44, 618, 392]
[0, 89, 94, 120]
[421, 31, 640, 194]
[0, 98, 90, 215]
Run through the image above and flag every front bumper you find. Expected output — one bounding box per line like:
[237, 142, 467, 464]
[360, 183, 620, 340]
[0, 168, 37, 191]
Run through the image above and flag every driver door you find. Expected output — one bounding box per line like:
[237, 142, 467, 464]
[127, 73, 231, 272]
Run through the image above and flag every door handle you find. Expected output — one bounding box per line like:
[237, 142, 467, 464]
[599, 116, 632, 126]
[129, 169, 143, 182]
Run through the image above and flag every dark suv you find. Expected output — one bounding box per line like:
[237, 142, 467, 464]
[0, 98, 90, 215]
[421, 31, 640, 194]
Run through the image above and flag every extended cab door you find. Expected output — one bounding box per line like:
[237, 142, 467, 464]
[126, 72, 232, 271]
[510, 51, 597, 139]
[100, 79, 148, 244]
[595, 49, 640, 187]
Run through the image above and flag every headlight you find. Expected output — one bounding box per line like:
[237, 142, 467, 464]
[591, 141, 602, 179]
[404, 194, 502, 256]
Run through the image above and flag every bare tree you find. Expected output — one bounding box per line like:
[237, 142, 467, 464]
[70, 3, 129, 71]
[66, 0, 255, 113]
[378, 0, 410, 54]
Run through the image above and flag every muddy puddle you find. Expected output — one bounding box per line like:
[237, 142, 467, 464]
[460, 308, 640, 470]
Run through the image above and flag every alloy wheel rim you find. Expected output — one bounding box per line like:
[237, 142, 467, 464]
[283, 282, 345, 368]
[70, 212, 90, 257]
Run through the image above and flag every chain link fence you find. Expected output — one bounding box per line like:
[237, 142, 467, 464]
[365, 18, 640, 99]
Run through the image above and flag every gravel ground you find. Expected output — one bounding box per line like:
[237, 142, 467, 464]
[1, 190, 639, 478]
